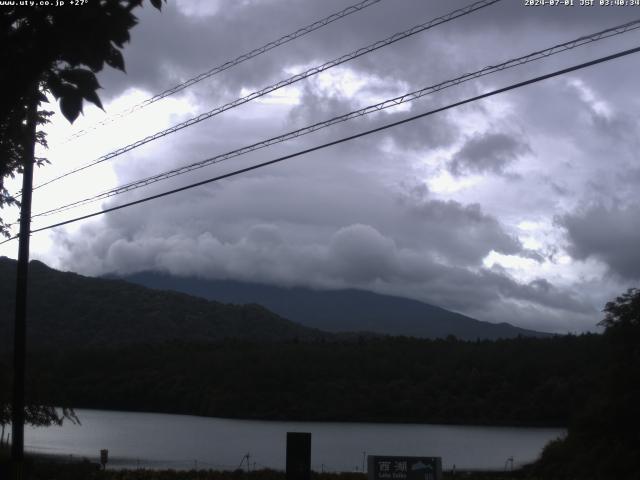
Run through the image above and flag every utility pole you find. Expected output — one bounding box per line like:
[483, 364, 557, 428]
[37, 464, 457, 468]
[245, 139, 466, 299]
[10, 85, 38, 480]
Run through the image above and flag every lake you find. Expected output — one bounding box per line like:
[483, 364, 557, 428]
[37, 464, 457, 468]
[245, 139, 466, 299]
[24, 409, 564, 472]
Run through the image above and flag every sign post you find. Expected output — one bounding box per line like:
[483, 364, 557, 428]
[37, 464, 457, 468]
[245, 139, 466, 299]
[367, 456, 442, 480]
[100, 449, 109, 470]
[286, 432, 311, 480]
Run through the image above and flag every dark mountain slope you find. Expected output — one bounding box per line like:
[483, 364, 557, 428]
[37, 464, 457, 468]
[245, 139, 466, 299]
[120, 272, 550, 340]
[0, 257, 327, 352]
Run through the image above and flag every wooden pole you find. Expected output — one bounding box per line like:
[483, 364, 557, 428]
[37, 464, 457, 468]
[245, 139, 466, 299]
[11, 87, 38, 480]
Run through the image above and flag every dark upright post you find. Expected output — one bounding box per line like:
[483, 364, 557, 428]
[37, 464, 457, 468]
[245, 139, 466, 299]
[286, 432, 311, 480]
[11, 87, 38, 480]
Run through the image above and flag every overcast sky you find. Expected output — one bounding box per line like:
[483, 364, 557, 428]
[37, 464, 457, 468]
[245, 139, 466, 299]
[3, 0, 640, 333]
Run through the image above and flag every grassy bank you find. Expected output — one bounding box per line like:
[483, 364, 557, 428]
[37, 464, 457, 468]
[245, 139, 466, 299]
[99, 471, 529, 480]
[0, 446, 532, 479]
[0, 452, 532, 480]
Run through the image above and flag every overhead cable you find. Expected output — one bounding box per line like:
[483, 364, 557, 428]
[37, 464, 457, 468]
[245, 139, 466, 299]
[28, 0, 501, 193]
[29, 18, 640, 219]
[2, 44, 637, 245]
[63, 0, 385, 142]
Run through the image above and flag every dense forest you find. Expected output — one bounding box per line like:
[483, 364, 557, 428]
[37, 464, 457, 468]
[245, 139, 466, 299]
[1, 334, 602, 427]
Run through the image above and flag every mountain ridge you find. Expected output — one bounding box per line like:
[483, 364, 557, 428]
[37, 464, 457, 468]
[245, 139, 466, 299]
[118, 271, 550, 340]
[0, 256, 329, 352]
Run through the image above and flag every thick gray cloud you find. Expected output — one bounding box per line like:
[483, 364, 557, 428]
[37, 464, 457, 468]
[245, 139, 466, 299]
[53, 221, 597, 333]
[48, 169, 602, 333]
[55, 170, 523, 274]
[402, 194, 523, 265]
[559, 203, 640, 281]
[449, 132, 530, 176]
[18, 0, 640, 335]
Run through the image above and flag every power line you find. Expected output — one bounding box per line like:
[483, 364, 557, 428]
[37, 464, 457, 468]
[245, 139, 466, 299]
[29, 18, 640, 219]
[2, 44, 638, 245]
[27, 0, 501, 193]
[62, 0, 384, 142]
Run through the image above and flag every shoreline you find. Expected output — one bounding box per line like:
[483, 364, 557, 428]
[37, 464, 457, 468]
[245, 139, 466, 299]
[3, 445, 531, 477]
[50, 406, 569, 430]
[2, 451, 528, 480]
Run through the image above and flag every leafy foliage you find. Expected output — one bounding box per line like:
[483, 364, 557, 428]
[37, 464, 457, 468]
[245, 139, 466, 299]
[0, 0, 165, 237]
[0, 404, 76, 429]
[0, 354, 78, 441]
[0, 402, 78, 447]
[600, 287, 640, 331]
[0, 107, 52, 236]
[533, 288, 640, 479]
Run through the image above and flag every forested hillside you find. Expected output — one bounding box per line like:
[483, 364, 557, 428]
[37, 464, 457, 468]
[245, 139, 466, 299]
[0, 257, 328, 352]
[1, 334, 603, 427]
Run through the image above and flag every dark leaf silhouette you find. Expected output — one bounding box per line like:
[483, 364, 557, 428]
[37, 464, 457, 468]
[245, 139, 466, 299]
[45, 75, 67, 99]
[82, 88, 104, 111]
[0, 0, 164, 236]
[59, 90, 83, 123]
[59, 68, 101, 92]
[105, 46, 126, 72]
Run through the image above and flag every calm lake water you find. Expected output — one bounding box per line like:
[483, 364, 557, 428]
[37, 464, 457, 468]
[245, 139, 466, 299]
[24, 409, 564, 472]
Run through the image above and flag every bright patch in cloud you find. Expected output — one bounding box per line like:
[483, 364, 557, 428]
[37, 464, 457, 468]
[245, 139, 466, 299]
[516, 220, 548, 249]
[483, 250, 539, 272]
[240, 85, 302, 106]
[315, 67, 368, 98]
[567, 78, 612, 119]
[305, 66, 412, 113]
[428, 169, 480, 194]
[176, 0, 222, 17]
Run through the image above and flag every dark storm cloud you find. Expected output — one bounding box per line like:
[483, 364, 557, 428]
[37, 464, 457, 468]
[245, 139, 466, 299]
[480, 269, 593, 315]
[402, 196, 523, 265]
[53, 212, 597, 332]
[383, 108, 459, 152]
[97, 0, 400, 100]
[40, 0, 640, 334]
[287, 79, 460, 154]
[94, 0, 639, 106]
[559, 203, 640, 281]
[449, 132, 531, 176]
[49, 156, 603, 333]
[56, 157, 524, 275]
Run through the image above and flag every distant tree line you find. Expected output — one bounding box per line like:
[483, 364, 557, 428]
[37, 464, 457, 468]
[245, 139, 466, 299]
[0, 334, 603, 428]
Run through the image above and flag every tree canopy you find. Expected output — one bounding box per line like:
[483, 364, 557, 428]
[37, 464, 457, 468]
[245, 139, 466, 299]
[534, 287, 640, 479]
[0, 0, 166, 437]
[600, 287, 640, 330]
[0, 0, 165, 237]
